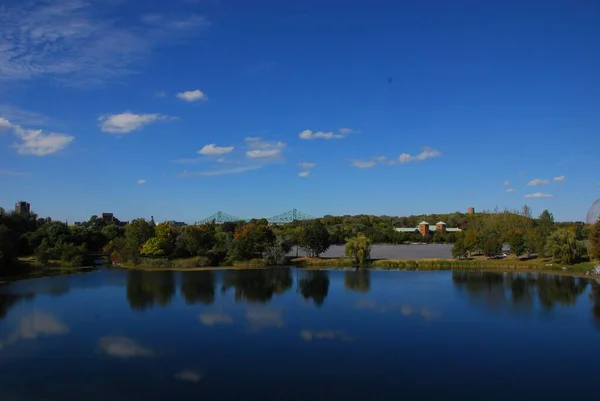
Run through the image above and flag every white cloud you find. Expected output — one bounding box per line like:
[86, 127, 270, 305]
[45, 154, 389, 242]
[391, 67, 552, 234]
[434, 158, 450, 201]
[339, 127, 356, 135]
[351, 147, 440, 169]
[0, 1, 211, 86]
[351, 160, 377, 168]
[137, 179, 147, 185]
[527, 178, 550, 186]
[298, 162, 316, 169]
[98, 336, 153, 358]
[298, 127, 356, 140]
[176, 89, 208, 102]
[181, 165, 263, 177]
[507, 188, 516, 193]
[155, 91, 166, 97]
[397, 147, 441, 164]
[199, 312, 233, 326]
[553, 175, 565, 182]
[524, 192, 554, 199]
[198, 143, 234, 156]
[0, 105, 58, 127]
[1, 117, 73, 156]
[99, 112, 172, 134]
[504, 180, 510, 186]
[298, 171, 310, 177]
[245, 137, 286, 159]
[14, 129, 74, 156]
[174, 369, 203, 383]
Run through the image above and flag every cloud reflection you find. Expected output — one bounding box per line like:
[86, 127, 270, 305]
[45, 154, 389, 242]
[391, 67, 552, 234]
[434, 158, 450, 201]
[355, 300, 441, 320]
[174, 369, 203, 383]
[0, 312, 69, 351]
[300, 330, 354, 342]
[199, 312, 233, 326]
[246, 308, 284, 330]
[98, 336, 153, 358]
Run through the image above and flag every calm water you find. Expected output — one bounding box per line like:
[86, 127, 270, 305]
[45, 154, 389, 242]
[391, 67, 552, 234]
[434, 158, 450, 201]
[1, 268, 600, 400]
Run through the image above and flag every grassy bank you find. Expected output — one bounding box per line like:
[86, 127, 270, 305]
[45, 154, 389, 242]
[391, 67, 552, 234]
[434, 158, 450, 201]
[0, 257, 95, 282]
[111, 255, 598, 277]
[290, 257, 597, 275]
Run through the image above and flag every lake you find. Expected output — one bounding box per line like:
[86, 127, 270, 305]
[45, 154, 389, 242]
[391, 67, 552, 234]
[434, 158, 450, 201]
[1, 268, 599, 400]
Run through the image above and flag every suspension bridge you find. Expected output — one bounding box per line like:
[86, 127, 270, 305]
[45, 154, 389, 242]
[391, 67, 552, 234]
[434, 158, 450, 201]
[198, 209, 314, 225]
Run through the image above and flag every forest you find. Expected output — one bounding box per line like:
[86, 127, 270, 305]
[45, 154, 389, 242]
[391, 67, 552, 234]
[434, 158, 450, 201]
[1, 205, 598, 274]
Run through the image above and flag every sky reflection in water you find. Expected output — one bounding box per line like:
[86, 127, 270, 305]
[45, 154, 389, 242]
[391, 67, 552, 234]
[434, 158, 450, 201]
[1, 268, 600, 400]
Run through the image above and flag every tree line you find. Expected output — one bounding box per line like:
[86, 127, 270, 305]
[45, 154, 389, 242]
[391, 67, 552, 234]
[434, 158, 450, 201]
[451, 209, 600, 265]
[1, 205, 598, 274]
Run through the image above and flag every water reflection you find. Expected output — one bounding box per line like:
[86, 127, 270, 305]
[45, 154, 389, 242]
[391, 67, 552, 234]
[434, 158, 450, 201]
[199, 312, 233, 326]
[590, 280, 600, 327]
[0, 312, 69, 351]
[181, 271, 215, 305]
[300, 329, 353, 342]
[0, 293, 34, 320]
[452, 271, 590, 312]
[174, 369, 203, 383]
[299, 270, 329, 307]
[221, 268, 292, 303]
[126, 271, 175, 311]
[98, 336, 153, 358]
[344, 270, 370, 293]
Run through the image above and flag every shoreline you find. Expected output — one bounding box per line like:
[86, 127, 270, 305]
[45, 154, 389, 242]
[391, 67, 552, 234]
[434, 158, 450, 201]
[108, 257, 599, 279]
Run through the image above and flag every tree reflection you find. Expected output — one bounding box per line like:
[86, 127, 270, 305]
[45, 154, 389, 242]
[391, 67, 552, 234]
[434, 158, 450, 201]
[0, 290, 35, 320]
[222, 268, 292, 303]
[126, 270, 175, 311]
[344, 270, 370, 294]
[180, 271, 215, 305]
[536, 275, 587, 309]
[452, 271, 589, 312]
[299, 270, 330, 307]
[589, 280, 600, 329]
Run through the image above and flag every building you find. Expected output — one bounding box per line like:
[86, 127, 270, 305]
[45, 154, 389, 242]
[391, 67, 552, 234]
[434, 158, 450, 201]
[395, 221, 462, 237]
[100, 213, 115, 223]
[14, 201, 30, 215]
[467, 207, 475, 214]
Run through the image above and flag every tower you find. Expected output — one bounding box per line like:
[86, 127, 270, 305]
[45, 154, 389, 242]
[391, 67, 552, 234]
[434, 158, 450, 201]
[15, 201, 31, 215]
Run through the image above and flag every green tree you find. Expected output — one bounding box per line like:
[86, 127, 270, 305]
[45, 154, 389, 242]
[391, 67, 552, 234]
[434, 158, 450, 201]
[463, 229, 479, 256]
[34, 238, 51, 266]
[230, 223, 276, 260]
[299, 220, 330, 257]
[536, 209, 555, 246]
[507, 230, 526, 257]
[178, 224, 216, 256]
[344, 233, 371, 266]
[588, 221, 600, 262]
[140, 237, 166, 257]
[264, 234, 293, 265]
[545, 228, 586, 265]
[452, 237, 468, 259]
[481, 233, 502, 257]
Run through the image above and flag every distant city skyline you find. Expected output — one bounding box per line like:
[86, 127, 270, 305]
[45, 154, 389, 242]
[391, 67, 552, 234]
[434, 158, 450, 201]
[1, 0, 598, 222]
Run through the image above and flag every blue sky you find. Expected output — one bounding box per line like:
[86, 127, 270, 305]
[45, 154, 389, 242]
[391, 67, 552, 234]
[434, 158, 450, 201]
[0, 0, 598, 223]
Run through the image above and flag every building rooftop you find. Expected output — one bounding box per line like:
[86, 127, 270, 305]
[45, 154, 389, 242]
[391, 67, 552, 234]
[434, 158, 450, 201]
[418, 221, 429, 225]
[436, 221, 446, 225]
